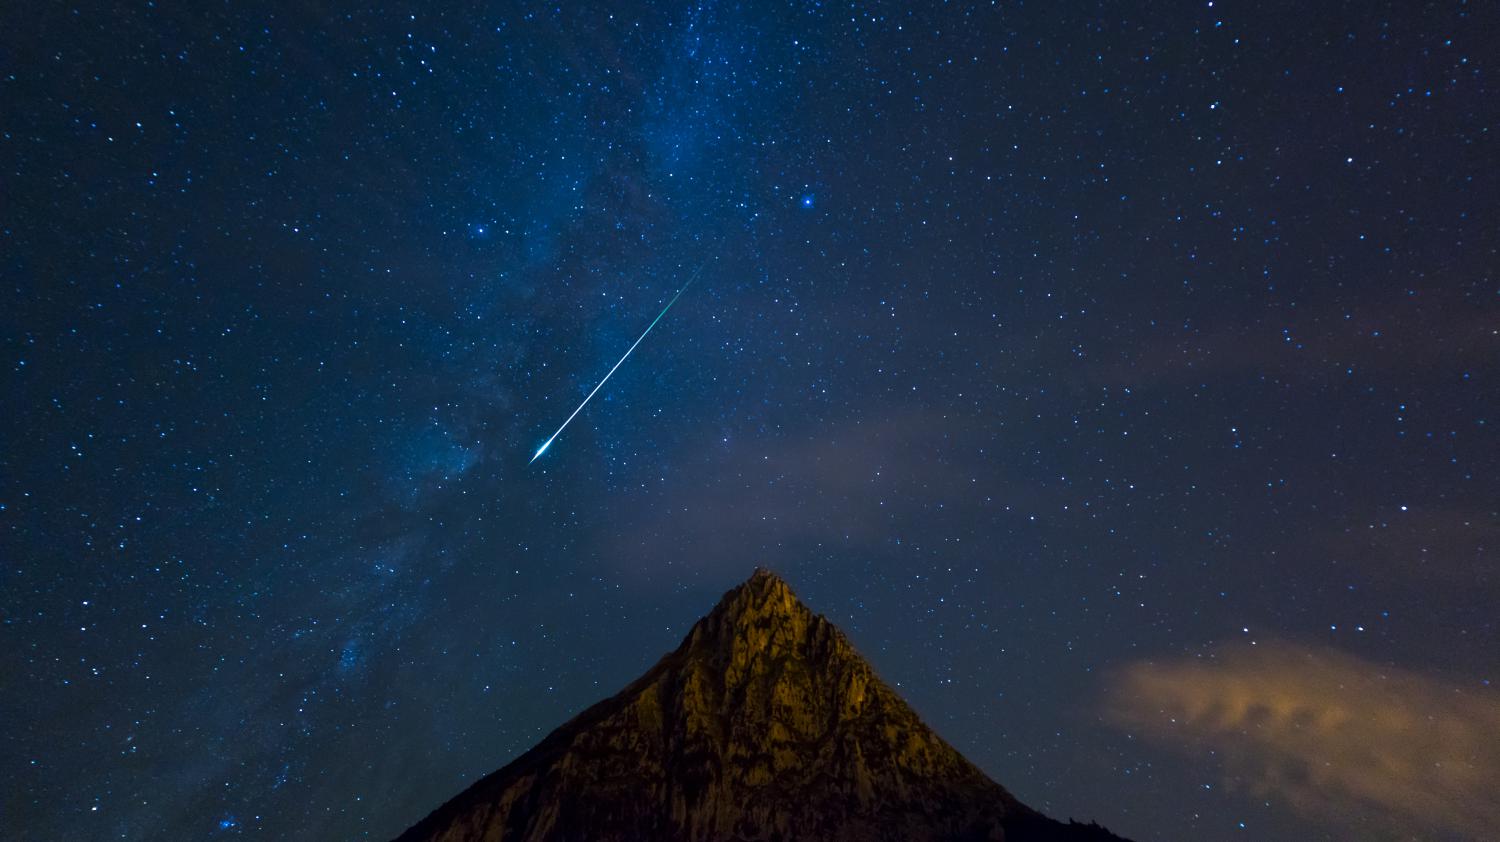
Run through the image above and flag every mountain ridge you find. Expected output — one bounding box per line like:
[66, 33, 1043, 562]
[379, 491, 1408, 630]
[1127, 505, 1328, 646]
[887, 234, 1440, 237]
[394, 568, 1129, 842]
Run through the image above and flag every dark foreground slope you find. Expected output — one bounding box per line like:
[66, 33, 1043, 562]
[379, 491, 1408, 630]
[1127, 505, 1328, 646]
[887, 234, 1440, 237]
[395, 569, 1128, 842]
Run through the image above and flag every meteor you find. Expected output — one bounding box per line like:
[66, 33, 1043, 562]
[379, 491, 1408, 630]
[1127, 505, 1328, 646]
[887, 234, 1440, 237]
[529, 268, 701, 463]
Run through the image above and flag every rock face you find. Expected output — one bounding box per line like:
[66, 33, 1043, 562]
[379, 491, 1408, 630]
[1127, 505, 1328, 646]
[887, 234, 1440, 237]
[394, 569, 1128, 842]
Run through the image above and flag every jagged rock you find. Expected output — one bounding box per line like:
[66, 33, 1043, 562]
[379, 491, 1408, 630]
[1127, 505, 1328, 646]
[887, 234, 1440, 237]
[394, 568, 1130, 842]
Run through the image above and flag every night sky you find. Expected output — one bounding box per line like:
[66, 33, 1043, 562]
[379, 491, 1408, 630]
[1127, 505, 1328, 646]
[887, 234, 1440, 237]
[4, 2, 1497, 840]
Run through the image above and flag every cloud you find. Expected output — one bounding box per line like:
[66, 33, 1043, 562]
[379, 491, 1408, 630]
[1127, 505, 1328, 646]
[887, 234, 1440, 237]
[1314, 506, 1499, 594]
[1078, 297, 1497, 389]
[605, 410, 1010, 578]
[1104, 642, 1500, 839]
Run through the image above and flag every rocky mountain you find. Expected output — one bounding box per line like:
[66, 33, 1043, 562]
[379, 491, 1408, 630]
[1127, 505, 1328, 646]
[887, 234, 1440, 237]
[394, 569, 1128, 842]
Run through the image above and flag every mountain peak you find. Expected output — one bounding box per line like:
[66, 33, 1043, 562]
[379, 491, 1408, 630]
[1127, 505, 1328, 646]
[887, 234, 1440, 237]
[725, 566, 796, 609]
[698, 566, 805, 630]
[394, 569, 1129, 842]
[747, 565, 780, 583]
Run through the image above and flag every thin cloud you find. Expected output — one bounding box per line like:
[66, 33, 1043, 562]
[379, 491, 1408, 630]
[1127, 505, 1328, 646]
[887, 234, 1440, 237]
[606, 411, 1016, 578]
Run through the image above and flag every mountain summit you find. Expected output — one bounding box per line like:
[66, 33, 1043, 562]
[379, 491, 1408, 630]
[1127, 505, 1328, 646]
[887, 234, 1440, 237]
[394, 569, 1127, 842]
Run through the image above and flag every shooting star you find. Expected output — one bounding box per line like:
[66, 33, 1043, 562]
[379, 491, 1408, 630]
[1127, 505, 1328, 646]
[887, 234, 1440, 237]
[529, 268, 701, 463]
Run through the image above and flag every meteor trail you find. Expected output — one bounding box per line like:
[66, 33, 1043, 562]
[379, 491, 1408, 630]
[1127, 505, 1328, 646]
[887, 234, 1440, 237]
[529, 268, 701, 463]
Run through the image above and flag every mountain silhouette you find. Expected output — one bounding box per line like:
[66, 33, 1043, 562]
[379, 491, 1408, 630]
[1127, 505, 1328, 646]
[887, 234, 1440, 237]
[394, 568, 1129, 842]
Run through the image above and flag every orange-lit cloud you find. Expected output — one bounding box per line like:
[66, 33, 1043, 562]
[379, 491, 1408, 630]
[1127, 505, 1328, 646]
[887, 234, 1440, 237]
[1105, 642, 1500, 839]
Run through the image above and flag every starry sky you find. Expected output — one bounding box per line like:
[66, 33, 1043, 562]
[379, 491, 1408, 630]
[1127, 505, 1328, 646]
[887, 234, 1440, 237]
[3, 1, 1497, 840]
